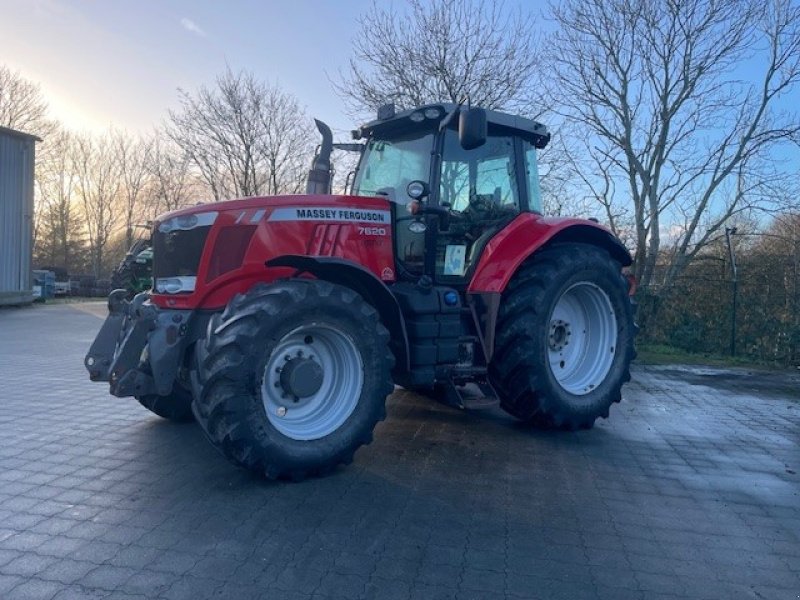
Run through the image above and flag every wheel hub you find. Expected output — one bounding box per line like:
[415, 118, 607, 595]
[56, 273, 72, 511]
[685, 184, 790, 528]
[546, 282, 618, 396]
[279, 356, 323, 398]
[548, 319, 571, 352]
[261, 324, 364, 441]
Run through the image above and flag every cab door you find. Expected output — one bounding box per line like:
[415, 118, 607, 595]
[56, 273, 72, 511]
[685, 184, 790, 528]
[434, 128, 525, 284]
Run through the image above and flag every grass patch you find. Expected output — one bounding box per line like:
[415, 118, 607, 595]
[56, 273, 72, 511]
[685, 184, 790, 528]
[635, 342, 789, 370]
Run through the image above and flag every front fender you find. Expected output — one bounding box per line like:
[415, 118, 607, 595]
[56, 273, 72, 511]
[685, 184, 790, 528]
[467, 214, 632, 294]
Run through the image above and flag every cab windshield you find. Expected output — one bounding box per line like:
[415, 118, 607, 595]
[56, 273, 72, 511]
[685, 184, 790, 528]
[352, 132, 434, 202]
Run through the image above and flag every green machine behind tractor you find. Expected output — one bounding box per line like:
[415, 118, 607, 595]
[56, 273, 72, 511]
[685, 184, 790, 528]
[111, 238, 153, 297]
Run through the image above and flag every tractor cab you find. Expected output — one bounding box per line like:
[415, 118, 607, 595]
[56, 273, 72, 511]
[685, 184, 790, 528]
[350, 103, 550, 283]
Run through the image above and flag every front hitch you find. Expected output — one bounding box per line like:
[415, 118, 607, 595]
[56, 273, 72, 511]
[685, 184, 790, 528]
[84, 290, 159, 397]
[85, 290, 194, 399]
[85, 289, 137, 382]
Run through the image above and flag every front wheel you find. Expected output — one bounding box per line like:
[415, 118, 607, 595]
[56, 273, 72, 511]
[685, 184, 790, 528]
[137, 384, 194, 422]
[192, 280, 395, 480]
[490, 243, 635, 429]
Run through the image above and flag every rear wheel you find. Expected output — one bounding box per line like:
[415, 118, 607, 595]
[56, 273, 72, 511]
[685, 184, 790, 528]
[490, 243, 635, 429]
[192, 280, 394, 480]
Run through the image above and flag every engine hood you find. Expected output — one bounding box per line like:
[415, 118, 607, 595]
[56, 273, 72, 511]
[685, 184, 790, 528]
[155, 194, 390, 224]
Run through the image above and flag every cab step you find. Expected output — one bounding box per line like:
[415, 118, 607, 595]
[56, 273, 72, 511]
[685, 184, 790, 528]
[443, 379, 500, 410]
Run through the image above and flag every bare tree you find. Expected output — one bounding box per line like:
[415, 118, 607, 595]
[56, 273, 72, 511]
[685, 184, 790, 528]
[34, 128, 85, 272]
[114, 131, 153, 248]
[259, 87, 313, 195]
[167, 68, 313, 201]
[0, 65, 54, 136]
[147, 137, 198, 216]
[336, 0, 541, 115]
[549, 0, 800, 295]
[75, 133, 122, 277]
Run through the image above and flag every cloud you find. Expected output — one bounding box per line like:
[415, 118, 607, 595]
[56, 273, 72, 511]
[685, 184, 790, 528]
[180, 17, 206, 37]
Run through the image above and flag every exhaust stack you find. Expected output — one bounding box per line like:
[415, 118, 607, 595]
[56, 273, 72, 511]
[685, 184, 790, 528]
[306, 119, 333, 195]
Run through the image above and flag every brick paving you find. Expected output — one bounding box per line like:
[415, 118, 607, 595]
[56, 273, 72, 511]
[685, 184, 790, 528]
[0, 302, 797, 600]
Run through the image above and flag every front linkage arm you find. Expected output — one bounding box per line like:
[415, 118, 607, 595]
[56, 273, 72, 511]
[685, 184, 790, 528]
[84, 290, 190, 399]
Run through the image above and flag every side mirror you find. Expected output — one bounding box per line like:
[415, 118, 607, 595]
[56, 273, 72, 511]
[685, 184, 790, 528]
[459, 108, 487, 150]
[406, 180, 430, 200]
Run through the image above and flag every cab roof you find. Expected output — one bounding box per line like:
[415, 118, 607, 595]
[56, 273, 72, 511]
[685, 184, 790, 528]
[352, 102, 550, 149]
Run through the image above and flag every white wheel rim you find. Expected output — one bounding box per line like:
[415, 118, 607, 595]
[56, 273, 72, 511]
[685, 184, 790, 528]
[547, 282, 618, 396]
[261, 324, 364, 441]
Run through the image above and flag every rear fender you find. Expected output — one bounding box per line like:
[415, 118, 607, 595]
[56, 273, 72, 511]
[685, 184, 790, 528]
[468, 214, 632, 294]
[467, 214, 632, 361]
[266, 255, 410, 373]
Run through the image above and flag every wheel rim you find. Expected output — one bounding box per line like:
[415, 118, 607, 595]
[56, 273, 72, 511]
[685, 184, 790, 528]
[262, 324, 364, 441]
[547, 282, 618, 396]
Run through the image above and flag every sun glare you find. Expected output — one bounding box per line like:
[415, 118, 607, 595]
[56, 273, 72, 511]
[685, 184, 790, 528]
[43, 85, 109, 133]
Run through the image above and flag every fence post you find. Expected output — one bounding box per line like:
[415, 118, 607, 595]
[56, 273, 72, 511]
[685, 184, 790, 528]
[725, 227, 738, 357]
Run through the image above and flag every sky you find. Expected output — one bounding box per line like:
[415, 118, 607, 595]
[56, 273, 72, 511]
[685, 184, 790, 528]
[1, 0, 796, 204]
[0, 0, 388, 137]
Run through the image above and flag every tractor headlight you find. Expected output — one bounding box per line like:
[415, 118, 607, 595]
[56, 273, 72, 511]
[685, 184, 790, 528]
[158, 211, 218, 233]
[424, 107, 442, 119]
[155, 276, 197, 294]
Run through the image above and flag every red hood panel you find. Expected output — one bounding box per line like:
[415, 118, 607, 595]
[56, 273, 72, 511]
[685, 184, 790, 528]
[156, 194, 389, 222]
[150, 194, 397, 310]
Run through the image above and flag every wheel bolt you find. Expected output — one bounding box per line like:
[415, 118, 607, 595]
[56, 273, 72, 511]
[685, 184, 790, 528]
[276, 407, 287, 417]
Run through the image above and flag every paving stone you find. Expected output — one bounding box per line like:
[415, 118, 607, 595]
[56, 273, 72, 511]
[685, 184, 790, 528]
[160, 576, 223, 600]
[147, 550, 200, 576]
[51, 587, 110, 600]
[0, 573, 25, 595]
[6, 577, 63, 600]
[117, 570, 178, 596]
[79, 565, 139, 591]
[0, 553, 58, 578]
[34, 536, 85, 558]
[38, 559, 98, 585]
[107, 545, 163, 570]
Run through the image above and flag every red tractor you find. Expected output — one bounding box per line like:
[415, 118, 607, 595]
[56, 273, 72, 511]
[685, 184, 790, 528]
[86, 103, 635, 480]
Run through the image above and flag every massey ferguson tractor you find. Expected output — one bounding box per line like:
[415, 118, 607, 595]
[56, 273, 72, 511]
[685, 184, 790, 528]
[85, 103, 635, 480]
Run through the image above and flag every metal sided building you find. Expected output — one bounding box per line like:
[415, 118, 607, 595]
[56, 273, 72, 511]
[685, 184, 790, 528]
[0, 126, 40, 306]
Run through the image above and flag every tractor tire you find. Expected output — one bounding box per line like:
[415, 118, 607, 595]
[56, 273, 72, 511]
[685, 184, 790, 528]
[137, 384, 194, 422]
[489, 243, 635, 430]
[192, 279, 394, 480]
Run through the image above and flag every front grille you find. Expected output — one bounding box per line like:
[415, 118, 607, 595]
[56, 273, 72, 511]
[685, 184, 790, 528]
[205, 225, 257, 282]
[152, 226, 212, 280]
